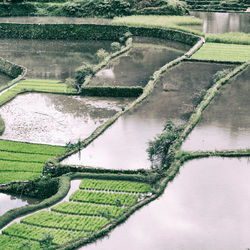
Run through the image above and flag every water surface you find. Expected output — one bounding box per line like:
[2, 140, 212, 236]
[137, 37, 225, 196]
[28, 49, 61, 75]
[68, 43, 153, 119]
[0, 193, 40, 216]
[0, 39, 112, 80]
[182, 66, 250, 151]
[90, 38, 187, 87]
[191, 11, 250, 33]
[82, 157, 250, 250]
[63, 62, 233, 169]
[0, 93, 132, 145]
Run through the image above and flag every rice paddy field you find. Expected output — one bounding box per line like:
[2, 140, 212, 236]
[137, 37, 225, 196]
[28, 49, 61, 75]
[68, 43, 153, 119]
[0, 11, 250, 250]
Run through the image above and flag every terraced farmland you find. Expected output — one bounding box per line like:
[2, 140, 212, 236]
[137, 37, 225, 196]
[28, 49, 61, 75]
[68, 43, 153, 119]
[0, 140, 65, 184]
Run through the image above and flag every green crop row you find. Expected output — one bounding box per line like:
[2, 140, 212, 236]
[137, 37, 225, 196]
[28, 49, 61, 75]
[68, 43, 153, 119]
[0, 139, 65, 156]
[70, 190, 139, 207]
[3, 222, 89, 245]
[191, 43, 250, 62]
[22, 211, 109, 232]
[206, 32, 250, 45]
[0, 160, 43, 172]
[0, 234, 40, 250]
[79, 178, 151, 193]
[0, 172, 41, 184]
[51, 201, 125, 218]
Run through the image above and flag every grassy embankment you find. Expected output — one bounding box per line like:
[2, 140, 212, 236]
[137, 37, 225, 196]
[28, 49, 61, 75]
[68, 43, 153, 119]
[191, 43, 250, 62]
[0, 140, 64, 184]
[112, 15, 204, 35]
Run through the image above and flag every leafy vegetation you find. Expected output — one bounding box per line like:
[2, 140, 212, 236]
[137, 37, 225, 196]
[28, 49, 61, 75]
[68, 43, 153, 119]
[147, 121, 183, 169]
[191, 43, 250, 62]
[22, 210, 109, 231]
[51, 201, 125, 218]
[70, 190, 139, 206]
[206, 32, 250, 45]
[3, 222, 89, 245]
[0, 140, 64, 184]
[112, 15, 203, 34]
[79, 178, 151, 193]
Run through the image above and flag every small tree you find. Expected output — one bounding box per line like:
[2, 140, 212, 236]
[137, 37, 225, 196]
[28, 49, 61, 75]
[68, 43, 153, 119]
[75, 63, 94, 91]
[96, 49, 109, 63]
[111, 42, 121, 52]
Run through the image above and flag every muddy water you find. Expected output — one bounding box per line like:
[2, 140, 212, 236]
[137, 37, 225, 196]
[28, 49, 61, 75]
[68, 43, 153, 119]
[191, 11, 250, 33]
[0, 39, 112, 80]
[0, 93, 132, 145]
[89, 38, 187, 87]
[82, 157, 250, 250]
[62, 62, 233, 169]
[0, 72, 12, 88]
[182, 66, 250, 151]
[0, 193, 40, 216]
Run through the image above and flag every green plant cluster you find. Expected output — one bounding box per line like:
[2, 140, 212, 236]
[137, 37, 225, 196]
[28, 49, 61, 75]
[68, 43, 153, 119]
[0, 0, 188, 17]
[0, 57, 23, 78]
[51, 201, 125, 218]
[22, 210, 109, 231]
[0, 139, 64, 184]
[79, 178, 151, 193]
[2, 222, 88, 246]
[70, 190, 139, 206]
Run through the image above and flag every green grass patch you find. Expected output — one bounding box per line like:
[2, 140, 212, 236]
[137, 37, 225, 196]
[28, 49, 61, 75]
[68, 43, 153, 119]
[0, 140, 65, 184]
[22, 210, 109, 231]
[70, 190, 139, 207]
[79, 178, 151, 193]
[0, 172, 41, 184]
[51, 201, 125, 218]
[0, 78, 76, 107]
[206, 32, 250, 45]
[0, 234, 40, 250]
[191, 43, 250, 62]
[112, 15, 203, 34]
[3, 222, 89, 245]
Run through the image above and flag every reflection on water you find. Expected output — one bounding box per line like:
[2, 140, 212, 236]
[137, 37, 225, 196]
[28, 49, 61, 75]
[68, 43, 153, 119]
[62, 62, 233, 169]
[0, 192, 40, 216]
[191, 11, 250, 33]
[0, 93, 132, 145]
[182, 66, 250, 151]
[0, 39, 112, 80]
[82, 157, 250, 250]
[90, 38, 186, 87]
[0, 72, 12, 88]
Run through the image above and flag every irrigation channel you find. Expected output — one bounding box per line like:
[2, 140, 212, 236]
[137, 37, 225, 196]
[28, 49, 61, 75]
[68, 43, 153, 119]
[0, 13, 249, 249]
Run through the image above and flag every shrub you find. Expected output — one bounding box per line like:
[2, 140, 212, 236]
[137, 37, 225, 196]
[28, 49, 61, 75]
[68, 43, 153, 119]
[95, 49, 109, 63]
[75, 63, 94, 90]
[213, 68, 232, 83]
[147, 121, 183, 169]
[111, 42, 121, 52]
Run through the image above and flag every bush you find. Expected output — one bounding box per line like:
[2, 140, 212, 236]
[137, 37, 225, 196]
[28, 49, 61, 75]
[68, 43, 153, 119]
[147, 121, 183, 169]
[75, 63, 94, 90]
[95, 49, 109, 63]
[111, 42, 121, 52]
[213, 68, 232, 83]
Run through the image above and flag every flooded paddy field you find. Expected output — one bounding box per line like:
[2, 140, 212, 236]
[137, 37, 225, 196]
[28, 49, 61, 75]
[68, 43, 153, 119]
[62, 61, 234, 169]
[182, 66, 250, 151]
[82, 157, 250, 250]
[0, 39, 112, 80]
[0, 93, 133, 145]
[190, 11, 250, 33]
[89, 37, 188, 87]
[0, 193, 40, 216]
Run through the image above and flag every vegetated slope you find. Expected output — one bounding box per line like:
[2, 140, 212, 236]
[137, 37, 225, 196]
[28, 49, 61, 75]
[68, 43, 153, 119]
[0, 140, 65, 184]
[0, 0, 188, 18]
[1, 178, 152, 248]
[180, 0, 249, 12]
[191, 43, 250, 62]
